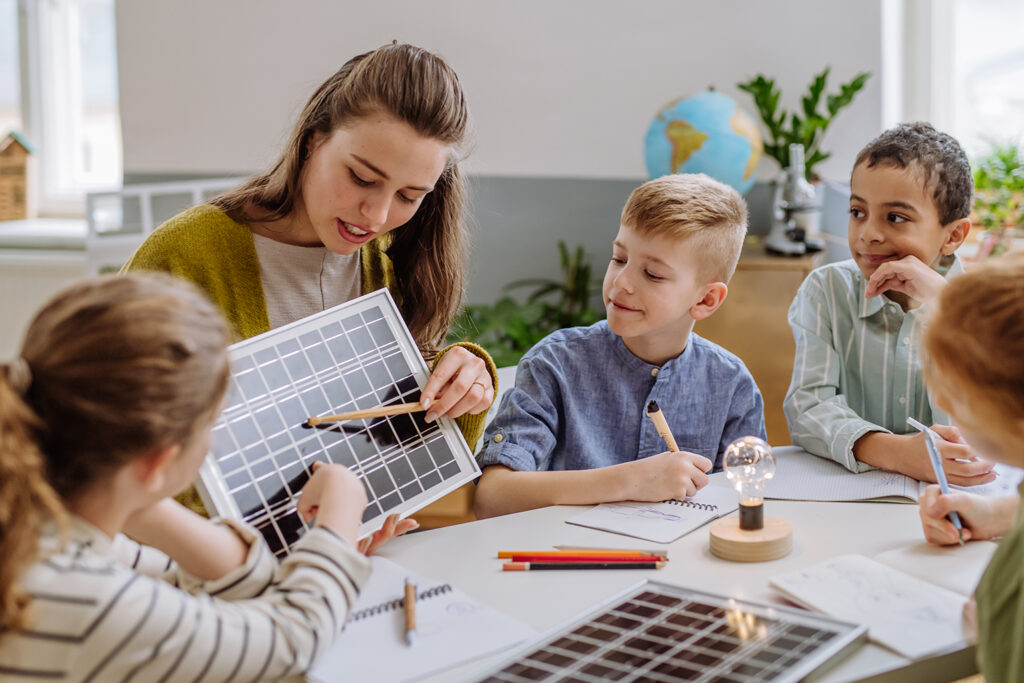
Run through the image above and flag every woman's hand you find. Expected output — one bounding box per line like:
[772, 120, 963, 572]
[298, 462, 368, 545]
[420, 347, 494, 422]
[357, 513, 419, 556]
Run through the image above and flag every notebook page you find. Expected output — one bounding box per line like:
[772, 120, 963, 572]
[309, 556, 536, 683]
[766, 447, 922, 502]
[565, 484, 739, 543]
[875, 540, 996, 597]
[770, 554, 967, 659]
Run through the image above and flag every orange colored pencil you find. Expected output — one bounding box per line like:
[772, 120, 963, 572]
[497, 550, 667, 559]
[506, 554, 665, 563]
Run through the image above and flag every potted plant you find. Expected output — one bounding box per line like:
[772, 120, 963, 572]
[737, 67, 870, 180]
[447, 241, 604, 366]
[972, 139, 1024, 258]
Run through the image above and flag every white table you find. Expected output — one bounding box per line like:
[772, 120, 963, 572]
[373, 477, 979, 682]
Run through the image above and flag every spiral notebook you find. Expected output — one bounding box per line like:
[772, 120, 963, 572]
[566, 485, 739, 543]
[309, 556, 536, 683]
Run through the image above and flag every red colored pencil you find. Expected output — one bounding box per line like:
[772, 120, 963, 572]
[506, 554, 664, 563]
[497, 550, 667, 559]
[503, 561, 665, 571]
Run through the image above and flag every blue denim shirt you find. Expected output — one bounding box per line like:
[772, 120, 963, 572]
[477, 321, 766, 473]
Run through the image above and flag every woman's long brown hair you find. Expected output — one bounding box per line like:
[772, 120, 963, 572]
[0, 274, 229, 631]
[212, 42, 470, 356]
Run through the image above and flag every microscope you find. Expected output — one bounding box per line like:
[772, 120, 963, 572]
[766, 143, 824, 256]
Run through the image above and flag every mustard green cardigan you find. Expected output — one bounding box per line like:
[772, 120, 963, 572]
[123, 204, 495, 450]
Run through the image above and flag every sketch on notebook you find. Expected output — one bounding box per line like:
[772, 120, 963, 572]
[601, 503, 682, 522]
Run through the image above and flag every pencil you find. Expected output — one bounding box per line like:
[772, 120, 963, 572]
[907, 417, 965, 546]
[503, 561, 666, 571]
[497, 550, 667, 559]
[404, 578, 417, 646]
[307, 401, 425, 426]
[646, 400, 679, 452]
[504, 554, 665, 563]
[551, 545, 669, 558]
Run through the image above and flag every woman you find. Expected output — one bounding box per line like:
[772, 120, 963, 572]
[125, 43, 494, 539]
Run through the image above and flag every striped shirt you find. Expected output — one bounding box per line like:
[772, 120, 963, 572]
[783, 257, 960, 472]
[0, 516, 370, 682]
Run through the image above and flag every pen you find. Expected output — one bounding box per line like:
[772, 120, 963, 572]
[906, 418, 965, 545]
[404, 578, 417, 646]
[646, 400, 679, 452]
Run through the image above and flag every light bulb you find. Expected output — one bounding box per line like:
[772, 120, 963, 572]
[723, 436, 775, 530]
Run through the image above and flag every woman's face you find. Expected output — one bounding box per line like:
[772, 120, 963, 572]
[295, 114, 451, 254]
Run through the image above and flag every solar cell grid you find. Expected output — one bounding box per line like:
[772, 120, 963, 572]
[472, 582, 866, 683]
[197, 291, 479, 556]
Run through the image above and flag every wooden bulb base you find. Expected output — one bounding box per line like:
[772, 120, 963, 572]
[709, 515, 793, 562]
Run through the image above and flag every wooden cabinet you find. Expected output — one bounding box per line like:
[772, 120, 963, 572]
[694, 237, 823, 446]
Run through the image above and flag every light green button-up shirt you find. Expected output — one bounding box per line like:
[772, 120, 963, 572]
[783, 257, 961, 472]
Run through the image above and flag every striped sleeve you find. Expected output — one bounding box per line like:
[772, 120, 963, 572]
[112, 519, 277, 601]
[783, 270, 885, 472]
[2, 526, 370, 681]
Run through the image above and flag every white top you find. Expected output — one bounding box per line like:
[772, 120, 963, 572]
[253, 233, 361, 330]
[0, 516, 370, 682]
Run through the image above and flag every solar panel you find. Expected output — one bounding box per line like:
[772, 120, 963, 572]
[471, 581, 867, 682]
[196, 290, 480, 556]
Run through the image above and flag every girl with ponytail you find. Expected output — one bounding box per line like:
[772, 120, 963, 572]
[0, 274, 370, 680]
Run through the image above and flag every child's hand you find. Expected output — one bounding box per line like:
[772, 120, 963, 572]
[297, 462, 368, 545]
[864, 254, 947, 304]
[895, 430, 995, 487]
[419, 347, 494, 422]
[357, 513, 419, 556]
[623, 450, 713, 501]
[918, 485, 1012, 545]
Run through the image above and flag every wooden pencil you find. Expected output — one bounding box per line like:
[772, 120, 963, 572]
[551, 546, 670, 558]
[497, 550, 667, 559]
[503, 561, 665, 571]
[307, 401, 425, 426]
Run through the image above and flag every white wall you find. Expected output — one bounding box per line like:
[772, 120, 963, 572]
[117, 0, 883, 182]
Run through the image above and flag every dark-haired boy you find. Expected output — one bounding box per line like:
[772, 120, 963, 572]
[784, 122, 995, 486]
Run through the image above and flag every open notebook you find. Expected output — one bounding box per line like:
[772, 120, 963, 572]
[308, 556, 536, 683]
[766, 446, 1024, 502]
[565, 485, 739, 543]
[770, 541, 996, 659]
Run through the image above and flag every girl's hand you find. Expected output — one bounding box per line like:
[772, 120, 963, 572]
[864, 254, 947, 304]
[297, 462, 367, 545]
[420, 347, 494, 422]
[357, 513, 419, 556]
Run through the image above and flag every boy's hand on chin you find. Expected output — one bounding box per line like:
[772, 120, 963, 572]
[865, 254, 948, 304]
[625, 451, 713, 501]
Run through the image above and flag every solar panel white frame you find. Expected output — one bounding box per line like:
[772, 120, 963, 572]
[466, 580, 867, 682]
[196, 289, 480, 556]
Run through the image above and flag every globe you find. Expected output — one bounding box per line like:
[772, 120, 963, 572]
[644, 90, 763, 196]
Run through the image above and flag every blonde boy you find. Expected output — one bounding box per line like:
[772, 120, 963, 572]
[784, 122, 995, 485]
[474, 174, 766, 519]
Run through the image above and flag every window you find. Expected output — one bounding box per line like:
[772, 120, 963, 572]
[890, 0, 1024, 155]
[950, 0, 1024, 154]
[17, 0, 122, 212]
[0, 0, 20, 137]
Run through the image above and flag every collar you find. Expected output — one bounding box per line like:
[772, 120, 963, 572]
[39, 515, 115, 558]
[857, 253, 964, 319]
[608, 322, 694, 378]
